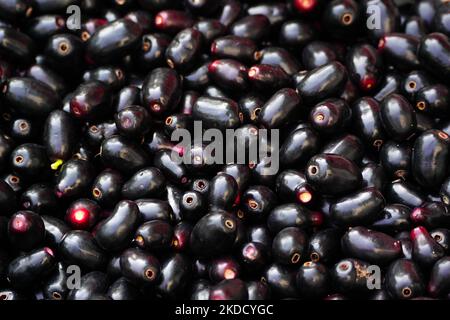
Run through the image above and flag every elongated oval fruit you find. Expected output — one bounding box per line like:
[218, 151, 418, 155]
[267, 203, 311, 234]
[259, 88, 301, 129]
[347, 43, 383, 92]
[94, 200, 140, 252]
[310, 98, 351, 134]
[7, 247, 56, 289]
[192, 96, 241, 130]
[296, 61, 347, 105]
[411, 226, 446, 267]
[8, 210, 45, 251]
[272, 227, 307, 266]
[2, 77, 59, 117]
[42, 215, 69, 247]
[385, 259, 424, 299]
[275, 170, 314, 205]
[43, 262, 68, 300]
[321, 134, 363, 164]
[371, 204, 411, 234]
[415, 84, 449, 117]
[142, 67, 182, 116]
[412, 130, 450, 189]
[378, 33, 420, 70]
[428, 257, 450, 298]
[306, 154, 362, 196]
[211, 35, 256, 62]
[120, 247, 160, 285]
[331, 188, 385, 227]
[308, 229, 342, 264]
[0, 27, 35, 64]
[43, 110, 77, 163]
[166, 28, 202, 72]
[380, 93, 416, 141]
[342, 227, 402, 265]
[87, 18, 142, 63]
[134, 220, 173, 251]
[190, 211, 238, 257]
[208, 59, 249, 94]
[380, 141, 411, 179]
[59, 230, 106, 270]
[55, 159, 94, 199]
[386, 180, 424, 209]
[157, 254, 191, 299]
[69, 81, 112, 120]
[67, 272, 109, 300]
[418, 32, 450, 83]
[280, 127, 320, 168]
[121, 167, 165, 200]
[100, 136, 149, 175]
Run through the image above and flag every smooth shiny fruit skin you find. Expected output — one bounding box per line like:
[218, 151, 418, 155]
[65, 198, 100, 230]
[134, 220, 173, 251]
[192, 96, 241, 130]
[380, 93, 416, 141]
[2, 77, 59, 118]
[209, 279, 248, 300]
[94, 200, 140, 252]
[307, 229, 342, 264]
[122, 167, 165, 200]
[230, 14, 270, 42]
[301, 41, 337, 70]
[120, 247, 160, 285]
[428, 256, 450, 297]
[211, 35, 256, 63]
[379, 141, 412, 179]
[87, 18, 142, 63]
[412, 130, 450, 189]
[42, 215, 69, 247]
[190, 212, 238, 257]
[401, 70, 432, 101]
[240, 242, 269, 272]
[410, 202, 450, 230]
[43, 262, 68, 300]
[418, 32, 450, 83]
[321, 135, 363, 164]
[259, 88, 301, 129]
[115, 106, 151, 138]
[107, 277, 140, 300]
[208, 173, 238, 211]
[8, 211, 45, 251]
[208, 59, 249, 94]
[0, 27, 35, 64]
[100, 136, 149, 175]
[43, 33, 85, 76]
[371, 204, 411, 234]
[10, 143, 49, 180]
[342, 227, 402, 265]
[255, 47, 300, 76]
[264, 263, 298, 298]
[373, 72, 402, 102]
[332, 258, 372, 294]
[430, 228, 450, 253]
[7, 247, 56, 289]
[385, 259, 424, 299]
[415, 84, 449, 117]
[246, 280, 270, 300]
[280, 20, 315, 49]
[275, 170, 313, 204]
[67, 272, 109, 300]
[166, 28, 202, 72]
[193, 20, 226, 45]
[378, 33, 420, 70]
[331, 188, 385, 227]
[248, 64, 291, 93]
[305, 154, 362, 196]
[43, 110, 77, 162]
[347, 43, 383, 92]
[267, 204, 311, 234]
[59, 230, 106, 270]
[280, 128, 320, 168]
[26, 64, 67, 97]
[296, 61, 348, 105]
[386, 180, 425, 208]
[69, 81, 112, 120]
[153, 150, 188, 185]
[157, 254, 191, 299]
[309, 98, 351, 134]
[208, 256, 240, 283]
[272, 227, 307, 266]
[55, 159, 94, 199]
[296, 261, 329, 298]
[241, 185, 277, 222]
[134, 34, 171, 71]
[91, 169, 123, 208]
[411, 226, 446, 267]
[154, 10, 194, 35]
[136, 199, 173, 222]
[142, 67, 182, 117]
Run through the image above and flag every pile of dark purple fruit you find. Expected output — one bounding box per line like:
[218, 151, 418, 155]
[0, 0, 450, 301]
